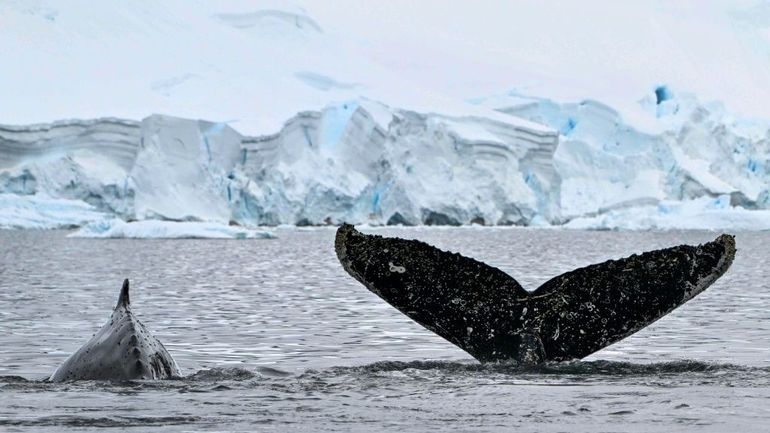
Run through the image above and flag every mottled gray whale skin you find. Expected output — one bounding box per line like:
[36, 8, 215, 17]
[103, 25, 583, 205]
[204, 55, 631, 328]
[335, 224, 736, 364]
[50, 279, 181, 382]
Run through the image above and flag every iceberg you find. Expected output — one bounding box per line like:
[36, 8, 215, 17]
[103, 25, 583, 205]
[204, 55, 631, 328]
[70, 219, 275, 239]
[0, 193, 106, 229]
[565, 196, 770, 231]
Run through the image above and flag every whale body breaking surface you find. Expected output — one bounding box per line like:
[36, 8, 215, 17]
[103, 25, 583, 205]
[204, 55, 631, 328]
[50, 279, 180, 382]
[335, 224, 736, 364]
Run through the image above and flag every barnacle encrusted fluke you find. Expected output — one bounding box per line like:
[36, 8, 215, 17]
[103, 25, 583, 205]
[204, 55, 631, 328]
[335, 224, 735, 364]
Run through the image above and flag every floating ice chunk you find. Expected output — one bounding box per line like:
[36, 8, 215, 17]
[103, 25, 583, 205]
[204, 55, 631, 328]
[0, 193, 106, 229]
[565, 196, 770, 231]
[69, 219, 275, 239]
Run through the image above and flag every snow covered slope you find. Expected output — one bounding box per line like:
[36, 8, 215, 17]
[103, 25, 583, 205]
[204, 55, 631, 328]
[0, 0, 354, 134]
[4, 0, 770, 130]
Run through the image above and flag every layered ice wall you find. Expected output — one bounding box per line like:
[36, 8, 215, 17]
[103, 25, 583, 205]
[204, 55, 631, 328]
[2, 91, 769, 229]
[234, 100, 559, 226]
[0, 100, 560, 227]
[0, 118, 140, 215]
[484, 91, 770, 226]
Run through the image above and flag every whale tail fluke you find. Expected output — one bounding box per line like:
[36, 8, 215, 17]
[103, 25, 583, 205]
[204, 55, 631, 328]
[117, 279, 130, 309]
[528, 233, 736, 361]
[335, 225, 736, 364]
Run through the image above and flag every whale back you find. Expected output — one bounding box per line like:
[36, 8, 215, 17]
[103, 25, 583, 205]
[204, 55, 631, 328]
[50, 279, 180, 382]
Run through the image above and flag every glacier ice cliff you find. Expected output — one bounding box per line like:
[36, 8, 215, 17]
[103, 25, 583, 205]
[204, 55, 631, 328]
[233, 100, 559, 226]
[486, 90, 770, 220]
[0, 99, 559, 228]
[1, 92, 768, 230]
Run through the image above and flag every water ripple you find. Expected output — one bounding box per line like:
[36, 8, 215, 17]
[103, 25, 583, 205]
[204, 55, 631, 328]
[2, 228, 770, 431]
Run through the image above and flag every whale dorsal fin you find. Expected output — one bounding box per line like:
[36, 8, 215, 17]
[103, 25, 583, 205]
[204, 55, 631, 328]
[116, 279, 130, 309]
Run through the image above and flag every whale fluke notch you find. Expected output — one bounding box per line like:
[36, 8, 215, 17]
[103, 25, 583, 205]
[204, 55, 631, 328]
[50, 279, 180, 382]
[335, 224, 736, 364]
[117, 278, 130, 308]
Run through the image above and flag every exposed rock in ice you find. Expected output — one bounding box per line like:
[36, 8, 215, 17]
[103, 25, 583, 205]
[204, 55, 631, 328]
[70, 219, 274, 239]
[0, 193, 106, 229]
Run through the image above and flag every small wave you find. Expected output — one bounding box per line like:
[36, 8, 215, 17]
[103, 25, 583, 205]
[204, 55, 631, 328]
[324, 359, 770, 376]
[2, 359, 768, 388]
[0, 366, 264, 386]
[535, 359, 751, 375]
[255, 366, 293, 377]
[185, 367, 260, 381]
[0, 375, 32, 383]
[0, 415, 201, 428]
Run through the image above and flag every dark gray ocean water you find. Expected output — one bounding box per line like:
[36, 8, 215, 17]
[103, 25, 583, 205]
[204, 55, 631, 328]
[1, 227, 769, 432]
